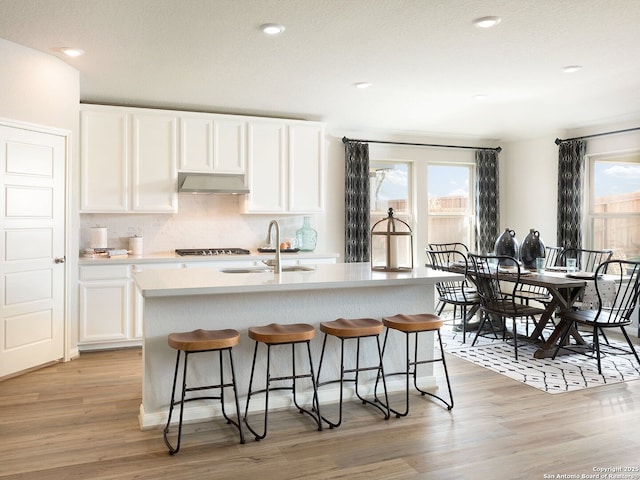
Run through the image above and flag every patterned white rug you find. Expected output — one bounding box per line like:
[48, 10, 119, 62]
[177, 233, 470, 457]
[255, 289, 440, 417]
[440, 321, 640, 394]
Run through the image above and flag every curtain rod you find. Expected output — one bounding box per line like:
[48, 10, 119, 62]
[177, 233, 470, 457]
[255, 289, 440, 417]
[555, 126, 640, 145]
[342, 136, 501, 152]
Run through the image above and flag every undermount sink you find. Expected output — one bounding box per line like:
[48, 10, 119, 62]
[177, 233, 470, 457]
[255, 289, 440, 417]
[219, 265, 315, 274]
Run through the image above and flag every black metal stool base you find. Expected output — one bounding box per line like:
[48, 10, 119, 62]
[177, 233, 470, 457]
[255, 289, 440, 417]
[243, 340, 322, 441]
[317, 333, 390, 429]
[163, 347, 245, 455]
[376, 327, 454, 417]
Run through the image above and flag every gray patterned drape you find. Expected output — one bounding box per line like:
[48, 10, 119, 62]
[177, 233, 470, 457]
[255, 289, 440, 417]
[475, 149, 500, 254]
[556, 139, 586, 250]
[344, 141, 370, 262]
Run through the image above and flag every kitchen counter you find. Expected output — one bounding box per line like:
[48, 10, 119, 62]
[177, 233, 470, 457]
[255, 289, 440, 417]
[134, 262, 462, 430]
[79, 250, 339, 265]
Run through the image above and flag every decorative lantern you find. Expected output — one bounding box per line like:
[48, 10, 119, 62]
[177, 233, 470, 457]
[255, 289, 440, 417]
[371, 208, 414, 272]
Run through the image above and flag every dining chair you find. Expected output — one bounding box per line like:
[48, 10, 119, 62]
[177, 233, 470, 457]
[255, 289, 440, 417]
[426, 249, 480, 343]
[426, 242, 469, 257]
[552, 260, 640, 374]
[560, 248, 613, 273]
[513, 246, 565, 331]
[468, 254, 547, 359]
[544, 246, 564, 268]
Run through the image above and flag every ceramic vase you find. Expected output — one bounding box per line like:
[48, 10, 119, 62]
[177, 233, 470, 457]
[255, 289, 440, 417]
[494, 228, 519, 266]
[520, 229, 545, 269]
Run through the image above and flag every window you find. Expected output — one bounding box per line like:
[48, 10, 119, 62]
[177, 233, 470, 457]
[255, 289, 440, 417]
[370, 161, 411, 217]
[427, 164, 475, 248]
[588, 155, 640, 261]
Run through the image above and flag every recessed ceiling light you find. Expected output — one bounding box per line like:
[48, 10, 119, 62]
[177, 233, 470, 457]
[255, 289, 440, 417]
[354, 82, 372, 89]
[562, 65, 583, 73]
[473, 94, 488, 101]
[260, 23, 285, 35]
[59, 47, 84, 57]
[472, 16, 502, 28]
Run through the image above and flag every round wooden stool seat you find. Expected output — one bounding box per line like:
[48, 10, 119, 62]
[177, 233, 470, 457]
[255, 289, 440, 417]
[168, 328, 240, 352]
[248, 323, 315, 344]
[320, 317, 383, 338]
[382, 313, 443, 333]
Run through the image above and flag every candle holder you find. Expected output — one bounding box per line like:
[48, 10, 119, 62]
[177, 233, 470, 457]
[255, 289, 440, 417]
[371, 208, 414, 272]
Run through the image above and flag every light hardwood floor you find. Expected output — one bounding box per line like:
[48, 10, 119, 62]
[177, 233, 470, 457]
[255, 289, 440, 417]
[2, 340, 640, 480]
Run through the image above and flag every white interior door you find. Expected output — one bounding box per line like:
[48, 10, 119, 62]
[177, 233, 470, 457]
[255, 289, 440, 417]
[0, 123, 66, 377]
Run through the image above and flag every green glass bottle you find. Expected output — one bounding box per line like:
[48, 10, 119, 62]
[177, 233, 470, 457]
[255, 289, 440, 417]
[296, 216, 317, 251]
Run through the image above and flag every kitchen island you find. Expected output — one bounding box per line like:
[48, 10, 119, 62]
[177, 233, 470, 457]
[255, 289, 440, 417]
[133, 262, 462, 429]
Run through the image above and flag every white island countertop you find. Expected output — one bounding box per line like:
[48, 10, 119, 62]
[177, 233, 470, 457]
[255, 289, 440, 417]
[133, 262, 461, 297]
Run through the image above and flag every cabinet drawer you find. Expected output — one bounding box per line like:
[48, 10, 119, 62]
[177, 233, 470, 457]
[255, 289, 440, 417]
[80, 265, 130, 281]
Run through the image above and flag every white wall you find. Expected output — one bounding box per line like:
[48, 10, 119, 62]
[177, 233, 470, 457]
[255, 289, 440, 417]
[0, 38, 81, 355]
[500, 132, 564, 249]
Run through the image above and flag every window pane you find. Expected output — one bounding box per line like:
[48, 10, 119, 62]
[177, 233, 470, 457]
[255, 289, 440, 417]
[593, 161, 640, 214]
[593, 217, 640, 261]
[428, 216, 471, 246]
[370, 162, 409, 213]
[428, 165, 470, 214]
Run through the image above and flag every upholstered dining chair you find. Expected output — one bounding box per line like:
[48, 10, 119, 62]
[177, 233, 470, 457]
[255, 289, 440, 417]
[468, 254, 547, 359]
[426, 249, 480, 343]
[552, 260, 640, 374]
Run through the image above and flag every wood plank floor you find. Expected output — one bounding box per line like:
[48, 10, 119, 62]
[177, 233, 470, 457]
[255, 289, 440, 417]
[2, 341, 640, 480]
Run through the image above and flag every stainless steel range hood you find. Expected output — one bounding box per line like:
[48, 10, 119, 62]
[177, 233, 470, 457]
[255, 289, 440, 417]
[178, 173, 250, 194]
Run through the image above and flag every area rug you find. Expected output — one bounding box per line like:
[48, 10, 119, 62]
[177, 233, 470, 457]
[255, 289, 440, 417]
[440, 323, 640, 394]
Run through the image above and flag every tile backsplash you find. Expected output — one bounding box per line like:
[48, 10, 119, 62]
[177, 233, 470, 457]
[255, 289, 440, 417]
[80, 194, 309, 253]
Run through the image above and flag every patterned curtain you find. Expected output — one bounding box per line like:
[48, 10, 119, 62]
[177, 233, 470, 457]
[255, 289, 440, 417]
[344, 141, 370, 262]
[475, 149, 500, 254]
[556, 139, 586, 250]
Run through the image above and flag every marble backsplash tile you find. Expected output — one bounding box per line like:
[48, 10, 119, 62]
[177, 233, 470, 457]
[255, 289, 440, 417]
[80, 194, 308, 252]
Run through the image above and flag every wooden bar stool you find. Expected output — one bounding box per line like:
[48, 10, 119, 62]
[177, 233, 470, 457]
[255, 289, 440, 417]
[376, 313, 453, 417]
[163, 329, 244, 454]
[243, 323, 322, 441]
[316, 317, 390, 428]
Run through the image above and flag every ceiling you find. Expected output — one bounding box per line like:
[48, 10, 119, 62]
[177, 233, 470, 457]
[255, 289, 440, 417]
[1, 0, 639, 141]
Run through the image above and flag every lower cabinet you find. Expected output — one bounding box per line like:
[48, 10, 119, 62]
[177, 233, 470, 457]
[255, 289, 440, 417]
[78, 256, 337, 350]
[78, 263, 182, 351]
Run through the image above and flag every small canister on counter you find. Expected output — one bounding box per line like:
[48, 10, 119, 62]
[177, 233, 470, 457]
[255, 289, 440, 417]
[129, 235, 143, 256]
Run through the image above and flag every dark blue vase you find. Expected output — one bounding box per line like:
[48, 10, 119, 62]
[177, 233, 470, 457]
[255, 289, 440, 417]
[520, 229, 545, 269]
[494, 228, 519, 266]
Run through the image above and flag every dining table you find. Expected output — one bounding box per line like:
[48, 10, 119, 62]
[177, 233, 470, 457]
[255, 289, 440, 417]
[448, 261, 592, 359]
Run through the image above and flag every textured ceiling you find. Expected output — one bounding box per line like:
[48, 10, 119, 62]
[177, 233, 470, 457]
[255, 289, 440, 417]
[1, 0, 639, 141]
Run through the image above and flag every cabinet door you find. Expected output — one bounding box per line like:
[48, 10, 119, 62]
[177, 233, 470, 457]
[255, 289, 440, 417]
[80, 109, 129, 212]
[245, 121, 287, 213]
[214, 117, 246, 174]
[79, 280, 131, 344]
[131, 113, 178, 212]
[180, 116, 213, 171]
[288, 124, 324, 213]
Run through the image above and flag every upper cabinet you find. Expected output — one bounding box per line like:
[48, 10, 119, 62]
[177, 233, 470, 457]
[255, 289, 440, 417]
[245, 120, 324, 214]
[80, 105, 178, 213]
[80, 104, 324, 214]
[179, 114, 246, 174]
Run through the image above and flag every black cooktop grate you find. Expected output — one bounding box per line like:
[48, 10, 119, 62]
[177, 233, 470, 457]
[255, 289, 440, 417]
[175, 248, 251, 256]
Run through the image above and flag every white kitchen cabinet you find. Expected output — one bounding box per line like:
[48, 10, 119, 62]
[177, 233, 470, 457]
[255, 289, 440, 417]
[244, 120, 324, 214]
[78, 265, 132, 350]
[80, 108, 129, 211]
[79, 262, 182, 350]
[288, 123, 324, 213]
[245, 120, 287, 213]
[80, 105, 178, 213]
[179, 114, 246, 174]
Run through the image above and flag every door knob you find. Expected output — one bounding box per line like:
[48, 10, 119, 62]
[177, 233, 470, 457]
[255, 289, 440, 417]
[54, 257, 66, 264]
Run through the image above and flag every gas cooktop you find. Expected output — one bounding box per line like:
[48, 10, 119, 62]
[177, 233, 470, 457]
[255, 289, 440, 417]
[175, 248, 251, 256]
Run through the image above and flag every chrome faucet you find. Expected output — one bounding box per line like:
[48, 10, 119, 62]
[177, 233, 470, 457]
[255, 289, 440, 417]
[264, 220, 282, 274]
